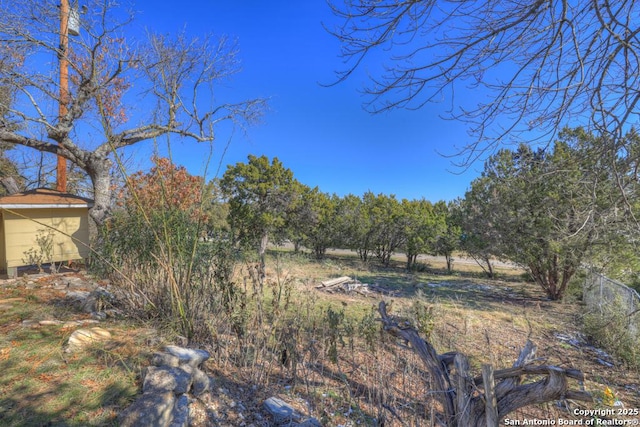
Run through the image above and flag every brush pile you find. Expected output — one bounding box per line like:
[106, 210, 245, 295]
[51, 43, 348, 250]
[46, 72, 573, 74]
[315, 276, 396, 296]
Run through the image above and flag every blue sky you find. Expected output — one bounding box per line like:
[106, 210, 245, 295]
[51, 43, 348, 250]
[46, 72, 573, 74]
[128, 1, 482, 202]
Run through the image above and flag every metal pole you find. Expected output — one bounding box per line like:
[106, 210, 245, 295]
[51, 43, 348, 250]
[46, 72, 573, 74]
[57, 0, 70, 193]
[599, 274, 603, 314]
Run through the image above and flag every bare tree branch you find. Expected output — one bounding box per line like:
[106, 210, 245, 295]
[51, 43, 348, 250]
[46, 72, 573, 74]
[328, 0, 640, 163]
[378, 301, 591, 426]
[0, 0, 266, 224]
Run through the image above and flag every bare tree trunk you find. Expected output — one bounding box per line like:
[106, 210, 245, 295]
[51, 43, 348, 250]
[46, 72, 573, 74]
[406, 253, 415, 270]
[314, 245, 326, 259]
[377, 301, 591, 426]
[358, 248, 369, 262]
[469, 254, 495, 278]
[528, 260, 576, 301]
[485, 256, 495, 279]
[0, 176, 20, 194]
[86, 155, 113, 227]
[445, 254, 454, 272]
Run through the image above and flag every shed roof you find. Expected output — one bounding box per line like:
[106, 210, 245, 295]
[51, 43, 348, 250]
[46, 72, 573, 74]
[0, 188, 94, 209]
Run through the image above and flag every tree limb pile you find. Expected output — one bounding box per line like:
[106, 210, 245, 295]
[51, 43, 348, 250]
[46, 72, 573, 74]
[378, 301, 591, 426]
[315, 276, 397, 296]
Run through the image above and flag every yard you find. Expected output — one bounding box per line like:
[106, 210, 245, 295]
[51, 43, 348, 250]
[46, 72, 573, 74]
[0, 249, 638, 426]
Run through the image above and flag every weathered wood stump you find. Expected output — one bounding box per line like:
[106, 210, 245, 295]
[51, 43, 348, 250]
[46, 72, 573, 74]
[378, 301, 592, 427]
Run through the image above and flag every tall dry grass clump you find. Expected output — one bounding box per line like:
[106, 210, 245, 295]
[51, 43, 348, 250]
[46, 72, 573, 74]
[582, 297, 640, 369]
[92, 202, 441, 423]
[91, 155, 244, 341]
[94, 207, 238, 341]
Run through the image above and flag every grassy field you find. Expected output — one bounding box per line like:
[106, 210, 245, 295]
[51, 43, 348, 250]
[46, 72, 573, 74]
[0, 249, 638, 426]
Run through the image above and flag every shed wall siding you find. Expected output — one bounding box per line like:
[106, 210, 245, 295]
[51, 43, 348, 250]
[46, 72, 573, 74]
[2, 208, 90, 268]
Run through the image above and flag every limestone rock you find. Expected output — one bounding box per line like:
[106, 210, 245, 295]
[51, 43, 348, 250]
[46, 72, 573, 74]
[120, 345, 214, 427]
[21, 319, 38, 328]
[39, 319, 63, 326]
[91, 311, 107, 320]
[152, 352, 181, 368]
[65, 327, 111, 353]
[169, 394, 189, 427]
[119, 391, 175, 427]
[80, 287, 114, 313]
[60, 276, 88, 289]
[65, 290, 90, 301]
[191, 368, 212, 397]
[263, 396, 321, 426]
[143, 366, 192, 395]
[164, 345, 209, 368]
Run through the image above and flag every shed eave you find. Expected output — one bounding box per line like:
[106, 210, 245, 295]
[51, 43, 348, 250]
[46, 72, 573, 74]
[0, 203, 93, 209]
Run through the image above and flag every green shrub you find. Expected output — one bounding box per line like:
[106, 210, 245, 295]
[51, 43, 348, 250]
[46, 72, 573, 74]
[325, 306, 346, 363]
[93, 207, 239, 341]
[582, 297, 640, 369]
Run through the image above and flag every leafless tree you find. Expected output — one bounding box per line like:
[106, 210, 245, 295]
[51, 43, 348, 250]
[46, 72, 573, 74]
[328, 0, 640, 165]
[0, 0, 266, 225]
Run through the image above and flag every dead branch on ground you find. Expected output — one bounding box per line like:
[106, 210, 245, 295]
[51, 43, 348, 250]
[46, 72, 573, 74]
[378, 301, 591, 426]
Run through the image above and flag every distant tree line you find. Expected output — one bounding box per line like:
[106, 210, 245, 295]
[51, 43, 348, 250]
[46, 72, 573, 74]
[94, 128, 640, 302]
[219, 154, 460, 271]
[216, 129, 640, 301]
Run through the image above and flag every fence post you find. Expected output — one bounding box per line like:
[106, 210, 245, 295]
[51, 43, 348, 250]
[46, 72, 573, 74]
[483, 364, 498, 427]
[455, 354, 473, 426]
[599, 274, 603, 314]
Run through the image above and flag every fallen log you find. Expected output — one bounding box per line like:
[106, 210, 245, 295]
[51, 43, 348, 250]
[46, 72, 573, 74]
[318, 276, 353, 288]
[378, 301, 592, 427]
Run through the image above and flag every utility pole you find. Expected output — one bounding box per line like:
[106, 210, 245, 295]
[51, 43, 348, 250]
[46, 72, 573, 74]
[57, 0, 70, 193]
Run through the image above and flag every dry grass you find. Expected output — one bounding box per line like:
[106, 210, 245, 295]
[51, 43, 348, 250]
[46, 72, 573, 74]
[0, 274, 151, 426]
[0, 251, 638, 426]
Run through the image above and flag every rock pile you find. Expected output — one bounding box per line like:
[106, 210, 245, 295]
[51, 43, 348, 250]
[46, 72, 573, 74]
[119, 345, 322, 427]
[3, 273, 324, 425]
[119, 345, 213, 427]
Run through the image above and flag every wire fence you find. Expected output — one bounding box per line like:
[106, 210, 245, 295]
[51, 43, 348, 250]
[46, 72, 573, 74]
[583, 270, 640, 338]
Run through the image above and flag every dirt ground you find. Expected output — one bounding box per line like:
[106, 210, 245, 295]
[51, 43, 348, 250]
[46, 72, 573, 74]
[1, 255, 639, 426]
